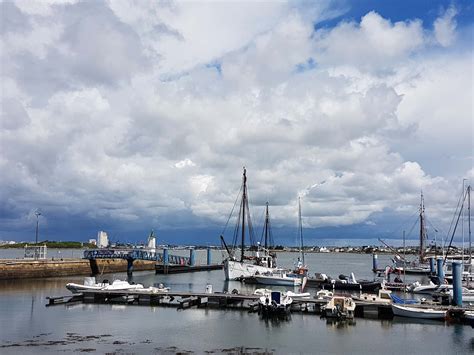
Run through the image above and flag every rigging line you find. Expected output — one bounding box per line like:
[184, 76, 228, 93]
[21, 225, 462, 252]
[231, 197, 243, 250]
[220, 185, 243, 237]
[382, 209, 419, 239]
[444, 189, 468, 265]
[443, 186, 465, 249]
[405, 215, 419, 240]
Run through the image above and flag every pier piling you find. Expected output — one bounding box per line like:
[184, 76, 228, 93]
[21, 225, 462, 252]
[452, 261, 462, 306]
[127, 258, 134, 275]
[436, 257, 444, 284]
[429, 257, 435, 274]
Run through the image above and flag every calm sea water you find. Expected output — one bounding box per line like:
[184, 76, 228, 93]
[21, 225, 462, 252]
[0, 250, 472, 354]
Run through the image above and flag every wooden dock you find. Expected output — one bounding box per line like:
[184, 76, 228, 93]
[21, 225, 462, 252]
[45, 289, 474, 325]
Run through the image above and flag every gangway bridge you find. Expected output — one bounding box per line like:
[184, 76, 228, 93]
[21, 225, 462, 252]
[83, 248, 217, 275]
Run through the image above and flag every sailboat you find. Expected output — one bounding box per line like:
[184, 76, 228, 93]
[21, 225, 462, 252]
[221, 168, 278, 280]
[392, 192, 431, 275]
[292, 197, 308, 276]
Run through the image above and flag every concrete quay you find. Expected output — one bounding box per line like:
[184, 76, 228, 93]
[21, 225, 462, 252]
[0, 258, 155, 280]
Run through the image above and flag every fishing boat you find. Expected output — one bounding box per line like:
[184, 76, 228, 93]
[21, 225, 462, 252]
[391, 304, 446, 320]
[254, 270, 302, 286]
[257, 290, 293, 317]
[221, 169, 278, 280]
[323, 296, 356, 320]
[66, 277, 145, 294]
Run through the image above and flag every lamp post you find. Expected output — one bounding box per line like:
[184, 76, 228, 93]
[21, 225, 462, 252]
[34, 211, 41, 260]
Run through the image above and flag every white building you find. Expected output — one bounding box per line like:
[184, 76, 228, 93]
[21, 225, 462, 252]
[97, 231, 109, 248]
[88, 239, 97, 246]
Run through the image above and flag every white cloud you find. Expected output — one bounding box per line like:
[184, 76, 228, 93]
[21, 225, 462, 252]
[0, 2, 471, 240]
[434, 6, 458, 47]
[314, 11, 425, 70]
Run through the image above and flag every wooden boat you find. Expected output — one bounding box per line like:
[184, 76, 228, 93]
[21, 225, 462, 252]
[258, 290, 293, 317]
[323, 296, 356, 319]
[391, 304, 446, 320]
[221, 169, 278, 280]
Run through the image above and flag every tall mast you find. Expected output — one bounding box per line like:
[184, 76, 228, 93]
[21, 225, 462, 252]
[469, 185, 472, 265]
[241, 168, 247, 262]
[419, 191, 425, 262]
[264, 202, 269, 250]
[298, 197, 305, 265]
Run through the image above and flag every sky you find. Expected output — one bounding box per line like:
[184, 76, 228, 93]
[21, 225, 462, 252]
[0, 0, 473, 246]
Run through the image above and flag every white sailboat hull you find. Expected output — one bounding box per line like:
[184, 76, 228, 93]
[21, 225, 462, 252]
[392, 304, 446, 319]
[224, 259, 276, 280]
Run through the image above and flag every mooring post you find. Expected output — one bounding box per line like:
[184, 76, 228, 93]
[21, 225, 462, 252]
[207, 247, 212, 265]
[89, 259, 99, 276]
[189, 249, 195, 266]
[163, 248, 169, 274]
[127, 258, 134, 275]
[452, 261, 462, 306]
[429, 256, 435, 274]
[436, 257, 444, 284]
[372, 254, 378, 272]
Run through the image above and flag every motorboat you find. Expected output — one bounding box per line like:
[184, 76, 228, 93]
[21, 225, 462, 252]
[307, 272, 381, 291]
[355, 289, 392, 304]
[410, 281, 452, 294]
[285, 291, 311, 300]
[254, 270, 302, 286]
[323, 296, 356, 319]
[437, 287, 474, 303]
[257, 290, 293, 317]
[66, 277, 144, 294]
[391, 304, 446, 320]
[316, 289, 333, 300]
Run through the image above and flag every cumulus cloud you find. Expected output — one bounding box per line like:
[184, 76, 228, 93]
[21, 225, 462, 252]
[434, 6, 458, 47]
[314, 11, 425, 71]
[0, 1, 471, 242]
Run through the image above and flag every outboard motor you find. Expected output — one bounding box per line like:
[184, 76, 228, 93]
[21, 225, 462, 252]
[338, 274, 348, 281]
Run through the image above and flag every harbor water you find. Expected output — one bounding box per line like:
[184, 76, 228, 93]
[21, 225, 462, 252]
[0, 251, 472, 354]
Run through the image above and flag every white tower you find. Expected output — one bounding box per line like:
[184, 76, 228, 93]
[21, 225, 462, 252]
[97, 231, 109, 248]
[147, 230, 156, 250]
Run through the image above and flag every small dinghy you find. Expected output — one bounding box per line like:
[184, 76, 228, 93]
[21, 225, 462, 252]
[258, 290, 293, 317]
[323, 296, 356, 320]
[391, 304, 446, 320]
[66, 277, 144, 293]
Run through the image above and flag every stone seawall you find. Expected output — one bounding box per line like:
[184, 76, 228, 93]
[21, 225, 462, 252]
[0, 259, 156, 280]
